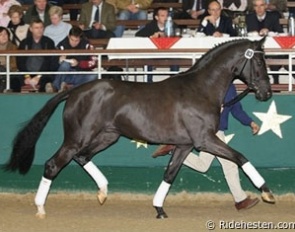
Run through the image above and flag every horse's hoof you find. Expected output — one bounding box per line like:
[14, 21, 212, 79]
[261, 191, 275, 204]
[35, 212, 46, 219]
[154, 207, 168, 219]
[97, 190, 107, 205]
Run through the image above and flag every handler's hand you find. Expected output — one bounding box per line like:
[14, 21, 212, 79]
[250, 121, 260, 135]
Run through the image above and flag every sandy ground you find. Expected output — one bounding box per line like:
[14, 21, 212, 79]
[0, 192, 295, 232]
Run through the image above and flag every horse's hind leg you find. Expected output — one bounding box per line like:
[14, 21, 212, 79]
[35, 145, 77, 219]
[153, 145, 193, 219]
[202, 134, 275, 204]
[73, 131, 120, 205]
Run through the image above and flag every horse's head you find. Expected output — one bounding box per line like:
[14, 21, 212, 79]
[234, 37, 272, 101]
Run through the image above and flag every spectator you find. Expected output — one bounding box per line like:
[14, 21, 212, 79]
[246, 0, 283, 84]
[0, 26, 18, 92]
[198, 0, 237, 37]
[17, 18, 58, 92]
[107, 0, 153, 37]
[7, 4, 29, 46]
[46, 26, 97, 92]
[79, 0, 116, 39]
[247, 0, 287, 17]
[177, 0, 208, 20]
[44, 6, 72, 46]
[23, 0, 52, 27]
[135, 7, 179, 83]
[0, 0, 21, 27]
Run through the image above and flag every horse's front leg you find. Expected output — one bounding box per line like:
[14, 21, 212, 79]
[204, 135, 275, 204]
[153, 145, 193, 219]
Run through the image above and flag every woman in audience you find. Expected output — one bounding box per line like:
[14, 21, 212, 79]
[0, 0, 21, 27]
[0, 26, 19, 92]
[44, 5, 72, 46]
[7, 4, 29, 46]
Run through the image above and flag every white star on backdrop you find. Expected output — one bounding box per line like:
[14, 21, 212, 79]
[253, 100, 292, 138]
[131, 139, 148, 149]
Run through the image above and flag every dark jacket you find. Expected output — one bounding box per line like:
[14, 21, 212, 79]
[182, 0, 208, 12]
[135, 20, 163, 37]
[246, 11, 283, 33]
[198, 15, 237, 36]
[56, 37, 96, 70]
[23, 4, 51, 27]
[219, 83, 252, 131]
[17, 35, 58, 72]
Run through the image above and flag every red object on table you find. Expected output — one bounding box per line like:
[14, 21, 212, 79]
[150, 37, 180, 49]
[273, 36, 295, 48]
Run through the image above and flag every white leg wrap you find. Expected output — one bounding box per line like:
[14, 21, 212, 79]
[242, 162, 265, 189]
[35, 176, 52, 206]
[153, 181, 171, 207]
[83, 161, 108, 190]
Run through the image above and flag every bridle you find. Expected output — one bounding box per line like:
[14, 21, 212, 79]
[223, 48, 264, 107]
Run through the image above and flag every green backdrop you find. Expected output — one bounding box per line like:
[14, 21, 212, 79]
[0, 93, 294, 194]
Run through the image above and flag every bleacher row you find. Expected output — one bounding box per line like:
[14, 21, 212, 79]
[14, 1, 295, 93]
[21, 1, 295, 32]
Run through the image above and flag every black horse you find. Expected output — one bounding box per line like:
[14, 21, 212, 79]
[5, 37, 273, 219]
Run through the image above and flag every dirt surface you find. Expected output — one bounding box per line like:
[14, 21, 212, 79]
[1, 192, 295, 232]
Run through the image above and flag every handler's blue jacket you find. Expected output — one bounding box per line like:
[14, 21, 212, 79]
[219, 83, 253, 131]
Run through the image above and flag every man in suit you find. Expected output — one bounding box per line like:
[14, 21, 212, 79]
[246, 0, 284, 84]
[247, 0, 287, 17]
[78, 0, 116, 39]
[246, 0, 283, 36]
[198, 0, 237, 37]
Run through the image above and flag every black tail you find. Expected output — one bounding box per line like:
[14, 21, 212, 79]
[4, 91, 69, 174]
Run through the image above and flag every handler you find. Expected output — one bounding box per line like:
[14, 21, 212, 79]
[153, 83, 260, 211]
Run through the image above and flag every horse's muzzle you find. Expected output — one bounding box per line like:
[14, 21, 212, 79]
[255, 88, 272, 101]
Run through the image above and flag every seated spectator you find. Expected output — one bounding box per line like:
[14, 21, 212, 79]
[46, 26, 98, 92]
[177, 0, 208, 20]
[0, 0, 21, 27]
[0, 26, 18, 92]
[107, 0, 152, 37]
[246, 0, 287, 84]
[7, 4, 29, 46]
[44, 6, 72, 46]
[247, 0, 287, 17]
[17, 18, 58, 92]
[135, 7, 179, 83]
[78, 0, 116, 39]
[198, 0, 237, 37]
[23, 0, 52, 27]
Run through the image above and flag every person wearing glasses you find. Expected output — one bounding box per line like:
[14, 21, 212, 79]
[198, 0, 237, 37]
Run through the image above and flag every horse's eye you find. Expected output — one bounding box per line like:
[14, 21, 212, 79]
[256, 59, 263, 66]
